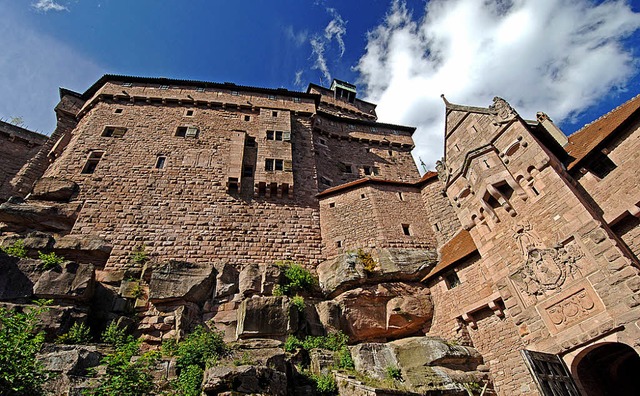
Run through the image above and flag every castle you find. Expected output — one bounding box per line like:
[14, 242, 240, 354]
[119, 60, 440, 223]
[0, 75, 639, 395]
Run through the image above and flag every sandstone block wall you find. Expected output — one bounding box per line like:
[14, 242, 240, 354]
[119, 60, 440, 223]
[0, 121, 48, 200]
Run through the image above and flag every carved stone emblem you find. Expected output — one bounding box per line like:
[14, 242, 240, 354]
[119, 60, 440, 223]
[435, 158, 449, 183]
[490, 97, 517, 122]
[510, 223, 584, 302]
[538, 281, 605, 334]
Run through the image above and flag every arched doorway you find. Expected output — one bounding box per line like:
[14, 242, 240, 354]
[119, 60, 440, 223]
[573, 342, 640, 396]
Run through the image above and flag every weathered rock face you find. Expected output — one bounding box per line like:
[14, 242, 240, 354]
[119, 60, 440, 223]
[34, 262, 95, 302]
[37, 344, 101, 375]
[351, 336, 487, 394]
[236, 296, 298, 339]
[317, 248, 437, 297]
[53, 235, 112, 265]
[148, 260, 215, 303]
[327, 282, 433, 342]
[0, 200, 81, 232]
[0, 255, 39, 300]
[29, 177, 78, 202]
[202, 365, 287, 396]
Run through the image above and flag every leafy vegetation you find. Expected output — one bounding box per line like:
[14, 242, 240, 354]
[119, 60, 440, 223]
[38, 251, 64, 270]
[0, 302, 50, 395]
[0, 239, 27, 258]
[274, 261, 317, 296]
[87, 337, 159, 396]
[162, 326, 228, 396]
[386, 366, 402, 381]
[57, 322, 92, 345]
[291, 295, 305, 312]
[129, 246, 149, 266]
[310, 372, 337, 394]
[101, 321, 134, 348]
[357, 248, 377, 274]
[232, 351, 254, 366]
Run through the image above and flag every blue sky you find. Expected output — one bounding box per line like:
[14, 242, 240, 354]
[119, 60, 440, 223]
[2, 0, 640, 169]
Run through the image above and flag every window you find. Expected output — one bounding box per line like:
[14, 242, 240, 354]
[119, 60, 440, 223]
[360, 193, 366, 199]
[114, 108, 123, 114]
[176, 126, 199, 138]
[388, 150, 393, 157]
[318, 138, 327, 146]
[336, 241, 342, 248]
[81, 151, 104, 174]
[402, 224, 411, 236]
[102, 127, 127, 138]
[372, 167, 380, 176]
[196, 87, 205, 93]
[371, 127, 378, 132]
[397, 192, 404, 201]
[243, 165, 254, 177]
[266, 131, 289, 141]
[155, 156, 166, 169]
[272, 111, 278, 117]
[365, 148, 371, 153]
[587, 151, 617, 179]
[340, 163, 352, 174]
[268, 95, 276, 100]
[293, 97, 301, 103]
[433, 222, 440, 232]
[244, 115, 251, 121]
[266, 130, 275, 140]
[121, 82, 133, 87]
[275, 159, 284, 171]
[363, 166, 372, 176]
[159, 85, 169, 90]
[265, 159, 274, 171]
[329, 202, 335, 208]
[245, 136, 256, 147]
[275, 131, 283, 141]
[185, 110, 194, 117]
[231, 91, 239, 96]
[444, 271, 461, 289]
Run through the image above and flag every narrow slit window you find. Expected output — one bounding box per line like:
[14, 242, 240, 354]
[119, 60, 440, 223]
[82, 152, 104, 174]
[402, 224, 411, 236]
[155, 156, 166, 169]
[336, 241, 342, 248]
[397, 192, 404, 201]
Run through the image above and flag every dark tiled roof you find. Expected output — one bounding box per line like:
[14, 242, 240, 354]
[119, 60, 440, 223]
[421, 229, 478, 282]
[316, 172, 438, 198]
[566, 93, 640, 170]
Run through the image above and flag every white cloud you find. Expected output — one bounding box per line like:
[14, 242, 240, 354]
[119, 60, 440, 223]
[32, 0, 68, 12]
[294, 70, 304, 87]
[310, 7, 348, 84]
[284, 26, 308, 47]
[356, 0, 640, 170]
[0, 4, 103, 134]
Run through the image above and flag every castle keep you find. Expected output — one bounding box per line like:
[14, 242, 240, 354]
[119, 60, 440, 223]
[1, 75, 639, 395]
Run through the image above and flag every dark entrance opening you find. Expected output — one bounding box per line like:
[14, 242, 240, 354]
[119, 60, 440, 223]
[574, 342, 640, 396]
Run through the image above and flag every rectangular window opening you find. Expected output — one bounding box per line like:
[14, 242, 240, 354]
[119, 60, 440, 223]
[329, 202, 336, 208]
[397, 192, 404, 201]
[81, 152, 104, 174]
[268, 95, 276, 100]
[231, 91, 239, 96]
[402, 224, 411, 236]
[266, 130, 275, 140]
[244, 115, 251, 121]
[121, 82, 133, 87]
[155, 156, 166, 169]
[114, 108, 123, 114]
[265, 159, 274, 171]
[228, 178, 239, 194]
[185, 109, 194, 117]
[444, 271, 461, 289]
[245, 136, 256, 147]
[588, 151, 617, 179]
[360, 193, 366, 199]
[281, 183, 290, 196]
[275, 131, 283, 141]
[336, 241, 342, 248]
[293, 97, 301, 103]
[275, 159, 284, 171]
[195, 87, 205, 93]
[270, 182, 278, 196]
[363, 166, 372, 176]
[272, 111, 278, 117]
[159, 85, 169, 90]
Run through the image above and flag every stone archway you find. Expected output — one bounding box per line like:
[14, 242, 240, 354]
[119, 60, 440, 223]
[572, 342, 640, 396]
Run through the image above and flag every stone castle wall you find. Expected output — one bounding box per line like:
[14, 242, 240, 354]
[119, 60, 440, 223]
[0, 120, 48, 200]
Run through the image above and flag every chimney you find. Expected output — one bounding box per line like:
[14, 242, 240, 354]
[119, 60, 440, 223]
[536, 112, 568, 147]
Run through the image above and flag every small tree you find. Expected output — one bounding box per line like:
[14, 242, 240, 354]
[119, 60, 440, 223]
[0, 303, 50, 395]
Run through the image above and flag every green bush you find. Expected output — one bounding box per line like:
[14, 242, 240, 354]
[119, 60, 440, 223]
[129, 246, 149, 266]
[311, 373, 337, 395]
[101, 322, 133, 349]
[284, 335, 303, 352]
[274, 261, 317, 296]
[175, 364, 203, 396]
[386, 366, 402, 381]
[38, 251, 64, 270]
[174, 326, 227, 371]
[336, 346, 354, 370]
[57, 322, 92, 344]
[0, 302, 50, 395]
[87, 337, 159, 396]
[303, 331, 349, 352]
[1, 239, 27, 258]
[291, 295, 305, 312]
